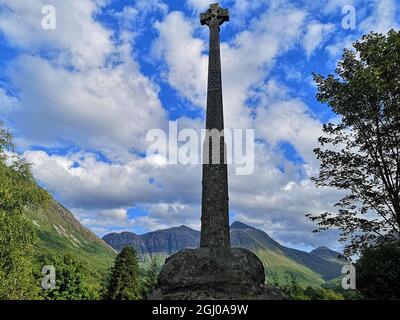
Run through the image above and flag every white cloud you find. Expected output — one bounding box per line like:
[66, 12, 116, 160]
[254, 82, 323, 164]
[0, 87, 17, 115]
[153, 11, 208, 107]
[142, 202, 201, 230]
[7, 54, 167, 156]
[23, 150, 202, 210]
[0, 0, 113, 69]
[360, 0, 398, 33]
[153, 4, 307, 131]
[303, 22, 335, 57]
[227, 141, 344, 249]
[0, 0, 168, 157]
[186, 0, 213, 11]
[324, 0, 398, 64]
[110, 0, 168, 31]
[23, 132, 343, 249]
[100, 208, 128, 221]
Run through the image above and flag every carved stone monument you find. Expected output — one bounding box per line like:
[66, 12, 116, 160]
[200, 3, 230, 249]
[149, 3, 284, 300]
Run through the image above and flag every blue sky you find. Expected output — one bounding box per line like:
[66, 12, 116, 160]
[0, 0, 398, 252]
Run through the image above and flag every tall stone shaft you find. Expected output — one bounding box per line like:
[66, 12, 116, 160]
[200, 4, 230, 248]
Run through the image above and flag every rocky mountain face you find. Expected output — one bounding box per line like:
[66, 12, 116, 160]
[103, 225, 199, 255]
[103, 221, 345, 286]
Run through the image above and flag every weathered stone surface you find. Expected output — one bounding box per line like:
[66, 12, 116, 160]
[200, 3, 230, 248]
[147, 247, 285, 300]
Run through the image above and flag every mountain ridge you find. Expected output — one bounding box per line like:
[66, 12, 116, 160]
[102, 221, 344, 287]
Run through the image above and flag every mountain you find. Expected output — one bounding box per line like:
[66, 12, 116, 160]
[311, 246, 344, 263]
[103, 225, 199, 255]
[103, 221, 344, 287]
[229, 222, 344, 282]
[25, 199, 116, 286]
[102, 231, 146, 254]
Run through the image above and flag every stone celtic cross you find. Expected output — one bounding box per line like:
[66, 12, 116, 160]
[152, 5, 269, 299]
[200, 3, 230, 248]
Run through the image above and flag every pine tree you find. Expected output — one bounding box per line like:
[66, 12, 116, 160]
[145, 255, 161, 294]
[105, 246, 142, 300]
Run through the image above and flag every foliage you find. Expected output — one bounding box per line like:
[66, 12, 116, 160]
[356, 241, 400, 299]
[39, 253, 99, 300]
[275, 273, 344, 300]
[0, 121, 49, 299]
[307, 30, 400, 257]
[302, 286, 344, 300]
[0, 212, 40, 299]
[104, 246, 142, 300]
[280, 274, 308, 299]
[265, 268, 281, 287]
[0, 123, 49, 214]
[329, 285, 363, 300]
[143, 255, 161, 295]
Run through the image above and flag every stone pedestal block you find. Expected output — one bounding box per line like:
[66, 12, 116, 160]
[148, 247, 285, 300]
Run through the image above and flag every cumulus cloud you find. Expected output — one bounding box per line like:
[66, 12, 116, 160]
[152, 11, 208, 107]
[303, 22, 335, 57]
[153, 3, 307, 130]
[7, 54, 167, 156]
[324, 0, 398, 64]
[186, 0, 213, 12]
[360, 0, 398, 33]
[100, 208, 128, 221]
[0, 0, 168, 157]
[24, 150, 202, 210]
[0, 0, 113, 69]
[0, 87, 17, 115]
[254, 81, 323, 165]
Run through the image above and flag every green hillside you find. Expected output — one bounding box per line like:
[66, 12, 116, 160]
[254, 248, 324, 288]
[25, 200, 116, 287]
[230, 222, 344, 287]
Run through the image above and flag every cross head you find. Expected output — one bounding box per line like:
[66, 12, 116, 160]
[200, 3, 229, 27]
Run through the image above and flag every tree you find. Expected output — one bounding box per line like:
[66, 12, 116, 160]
[0, 121, 49, 299]
[104, 246, 142, 300]
[144, 255, 161, 294]
[265, 268, 280, 287]
[39, 254, 98, 300]
[280, 274, 306, 300]
[356, 241, 400, 299]
[0, 212, 40, 299]
[307, 30, 400, 257]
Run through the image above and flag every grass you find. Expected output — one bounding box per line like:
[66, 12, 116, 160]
[248, 249, 324, 288]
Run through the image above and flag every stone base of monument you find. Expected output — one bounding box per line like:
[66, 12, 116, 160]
[147, 247, 285, 300]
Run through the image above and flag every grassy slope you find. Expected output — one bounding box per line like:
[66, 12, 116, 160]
[254, 249, 324, 288]
[231, 226, 328, 287]
[25, 200, 116, 287]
